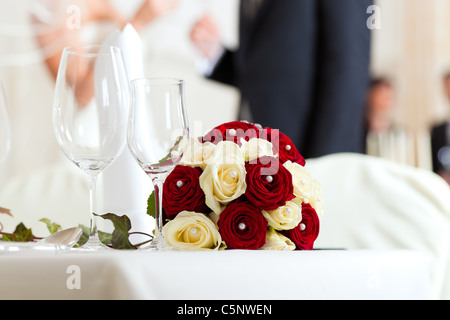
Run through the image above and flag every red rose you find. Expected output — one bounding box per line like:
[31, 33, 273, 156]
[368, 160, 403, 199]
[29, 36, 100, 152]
[244, 156, 295, 211]
[163, 165, 209, 219]
[217, 198, 267, 249]
[202, 121, 259, 146]
[260, 128, 305, 166]
[283, 204, 320, 250]
[278, 132, 305, 166]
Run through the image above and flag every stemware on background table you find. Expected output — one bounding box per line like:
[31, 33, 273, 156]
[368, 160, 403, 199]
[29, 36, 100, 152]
[0, 83, 11, 164]
[128, 78, 189, 250]
[52, 45, 130, 250]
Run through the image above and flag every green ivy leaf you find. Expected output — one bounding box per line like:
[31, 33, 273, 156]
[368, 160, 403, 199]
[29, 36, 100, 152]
[147, 191, 156, 219]
[13, 223, 34, 242]
[99, 231, 112, 246]
[77, 224, 113, 247]
[93, 213, 137, 250]
[2, 223, 34, 242]
[77, 224, 90, 246]
[13, 223, 27, 234]
[1, 233, 14, 241]
[39, 218, 62, 235]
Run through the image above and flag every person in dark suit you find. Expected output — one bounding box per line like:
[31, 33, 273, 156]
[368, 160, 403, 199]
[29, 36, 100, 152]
[431, 123, 450, 170]
[431, 73, 450, 184]
[191, 0, 372, 159]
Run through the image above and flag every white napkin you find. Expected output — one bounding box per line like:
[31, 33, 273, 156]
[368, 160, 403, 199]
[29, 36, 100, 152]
[100, 24, 154, 237]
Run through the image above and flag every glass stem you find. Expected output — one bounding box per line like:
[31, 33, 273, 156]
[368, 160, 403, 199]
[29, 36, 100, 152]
[153, 179, 164, 238]
[89, 172, 99, 239]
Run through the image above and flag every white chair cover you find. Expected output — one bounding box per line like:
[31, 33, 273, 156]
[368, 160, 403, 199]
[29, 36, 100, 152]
[306, 153, 450, 299]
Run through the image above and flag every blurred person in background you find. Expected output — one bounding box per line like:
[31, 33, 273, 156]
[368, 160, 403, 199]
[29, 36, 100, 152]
[190, 0, 372, 159]
[364, 77, 414, 166]
[31, 0, 239, 130]
[431, 73, 450, 185]
[32, 0, 178, 111]
[33, 0, 179, 80]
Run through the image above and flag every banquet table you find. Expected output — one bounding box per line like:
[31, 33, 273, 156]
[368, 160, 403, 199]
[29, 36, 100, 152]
[0, 248, 430, 300]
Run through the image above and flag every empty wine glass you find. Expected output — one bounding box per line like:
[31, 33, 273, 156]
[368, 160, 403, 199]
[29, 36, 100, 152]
[0, 84, 11, 164]
[128, 78, 189, 250]
[53, 45, 130, 250]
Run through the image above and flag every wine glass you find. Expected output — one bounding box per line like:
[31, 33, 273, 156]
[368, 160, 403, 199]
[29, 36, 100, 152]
[52, 45, 130, 250]
[0, 83, 11, 164]
[128, 78, 189, 250]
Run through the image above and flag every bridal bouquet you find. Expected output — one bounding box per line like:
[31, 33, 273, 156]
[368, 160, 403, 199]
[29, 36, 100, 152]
[159, 121, 323, 251]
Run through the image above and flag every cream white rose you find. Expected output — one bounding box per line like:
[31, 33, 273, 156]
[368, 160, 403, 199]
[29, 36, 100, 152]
[284, 161, 324, 219]
[291, 195, 303, 208]
[163, 211, 222, 250]
[240, 138, 275, 162]
[283, 161, 314, 202]
[262, 201, 302, 230]
[309, 180, 324, 219]
[180, 138, 215, 169]
[200, 142, 216, 165]
[200, 141, 247, 214]
[260, 227, 296, 251]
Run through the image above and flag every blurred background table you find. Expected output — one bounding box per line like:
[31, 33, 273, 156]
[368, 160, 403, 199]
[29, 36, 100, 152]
[0, 249, 430, 300]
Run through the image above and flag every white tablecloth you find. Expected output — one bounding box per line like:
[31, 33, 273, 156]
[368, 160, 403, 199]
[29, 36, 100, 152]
[0, 249, 430, 300]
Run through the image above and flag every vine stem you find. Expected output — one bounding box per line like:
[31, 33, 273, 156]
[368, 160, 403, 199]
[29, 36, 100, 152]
[129, 231, 154, 237]
[128, 231, 154, 248]
[0, 231, 43, 241]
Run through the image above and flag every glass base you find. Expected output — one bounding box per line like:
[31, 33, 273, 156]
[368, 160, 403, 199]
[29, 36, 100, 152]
[141, 235, 173, 251]
[78, 236, 111, 251]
